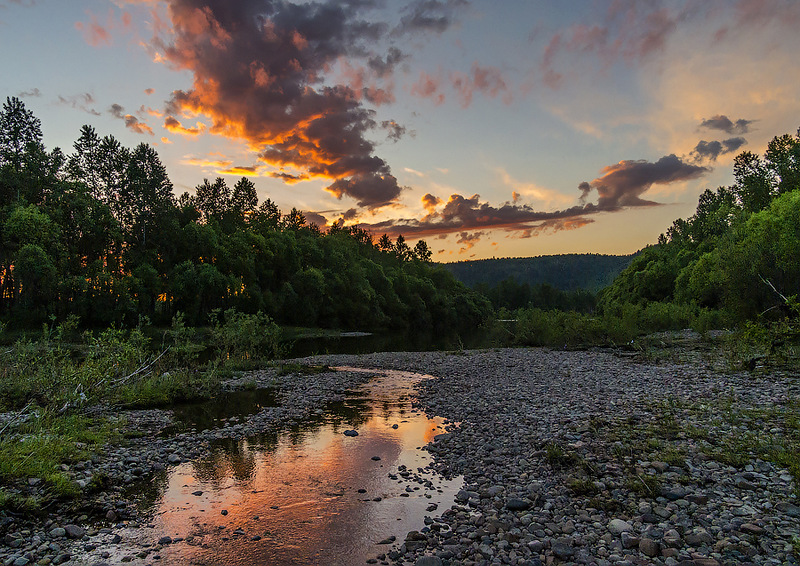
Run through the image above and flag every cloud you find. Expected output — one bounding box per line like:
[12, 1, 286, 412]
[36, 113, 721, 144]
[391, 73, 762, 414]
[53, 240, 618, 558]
[451, 63, 512, 107]
[75, 8, 132, 47]
[163, 115, 206, 136]
[391, 0, 468, 37]
[421, 192, 443, 213]
[17, 88, 41, 98]
[367, 46, 407, 77]
[155, 0, 419, 209]
[352, 152, 710, 243]
[699, 114, 754, 135]
[109, 103, 154, 135]
[380, 120, 407, 142]
[57, 93, 101, 116]
[691, 137, 747, 161]
[411, 63, 511, 108]
[537, 3, 698, 90]
[304, 211, 329, 228]
[456, 230, 483, 253]
[514, 218, 594, 239]
[326, 173, 404, 209]
[410, 70, 445, 104]
[581, 154, 709, 210]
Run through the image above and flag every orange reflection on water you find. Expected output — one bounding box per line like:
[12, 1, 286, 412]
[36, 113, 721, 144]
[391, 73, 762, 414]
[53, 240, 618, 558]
[126, 369, 461, 566]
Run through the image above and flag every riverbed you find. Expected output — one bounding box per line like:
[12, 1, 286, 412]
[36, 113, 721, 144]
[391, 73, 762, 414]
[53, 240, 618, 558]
[2, 346, 799, 566]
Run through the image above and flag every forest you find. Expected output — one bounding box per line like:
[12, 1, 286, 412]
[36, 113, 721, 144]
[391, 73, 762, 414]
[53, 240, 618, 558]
[0, 96, 490, 334]
[445, 253, 636, 292]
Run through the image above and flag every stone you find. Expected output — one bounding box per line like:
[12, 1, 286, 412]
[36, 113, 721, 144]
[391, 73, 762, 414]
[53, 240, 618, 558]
[639, 537, 660, 557]
[739, 523, 765, 535]
[343, 429, 359, 437]
[414, 558, 443, 566]
[64, 525, 85, 539]
[158, 536, 173, 545]
[620, 532, 640, 549]
[608, 519, 634, 534]
[505, 498, 530, 511]
[49, 528, 66, 538]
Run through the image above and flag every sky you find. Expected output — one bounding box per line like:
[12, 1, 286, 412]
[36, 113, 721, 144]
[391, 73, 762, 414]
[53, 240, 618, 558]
[1, 0, 799, 261]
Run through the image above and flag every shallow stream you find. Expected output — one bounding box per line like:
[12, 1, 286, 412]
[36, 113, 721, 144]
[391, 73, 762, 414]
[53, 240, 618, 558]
[109, 368, 462, 565]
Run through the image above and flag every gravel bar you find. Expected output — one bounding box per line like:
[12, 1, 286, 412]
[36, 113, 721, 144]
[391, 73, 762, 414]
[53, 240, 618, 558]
[1, 346, 798, 566]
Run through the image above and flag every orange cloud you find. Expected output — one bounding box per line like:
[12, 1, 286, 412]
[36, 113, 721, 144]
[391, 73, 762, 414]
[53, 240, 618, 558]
[156, 0, 406, 208]
[164, 116, 206, 136]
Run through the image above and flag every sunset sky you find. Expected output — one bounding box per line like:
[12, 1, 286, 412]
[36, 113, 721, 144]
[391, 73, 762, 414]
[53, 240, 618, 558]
[2, 0, 799, 260]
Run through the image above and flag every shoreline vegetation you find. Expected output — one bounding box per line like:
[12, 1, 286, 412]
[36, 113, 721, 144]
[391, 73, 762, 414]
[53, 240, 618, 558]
[0, 99, 799, 561]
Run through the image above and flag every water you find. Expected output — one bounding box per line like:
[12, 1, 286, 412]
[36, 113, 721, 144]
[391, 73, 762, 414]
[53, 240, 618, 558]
[115, 369, 462, 565]
[286, 328, 493, 358]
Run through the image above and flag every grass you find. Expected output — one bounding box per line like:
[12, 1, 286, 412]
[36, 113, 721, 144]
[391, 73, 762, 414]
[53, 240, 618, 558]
[0, 413, 119, 508]
[0, 311, 289, 511]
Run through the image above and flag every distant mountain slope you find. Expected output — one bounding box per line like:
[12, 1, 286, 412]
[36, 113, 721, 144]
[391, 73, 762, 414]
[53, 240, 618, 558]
[442, 253, 638, 292]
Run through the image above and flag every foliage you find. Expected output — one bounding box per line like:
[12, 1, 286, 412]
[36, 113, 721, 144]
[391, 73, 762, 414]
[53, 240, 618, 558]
[210, 308, 283, 363]
[0, 97, 489, 332]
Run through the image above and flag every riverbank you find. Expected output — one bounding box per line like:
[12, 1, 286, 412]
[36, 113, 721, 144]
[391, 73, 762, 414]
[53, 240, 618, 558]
[1, 345, 798, 565]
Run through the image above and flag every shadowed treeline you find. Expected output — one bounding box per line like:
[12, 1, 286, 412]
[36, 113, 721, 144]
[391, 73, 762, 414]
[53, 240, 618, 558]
[0, 96, 490, 332]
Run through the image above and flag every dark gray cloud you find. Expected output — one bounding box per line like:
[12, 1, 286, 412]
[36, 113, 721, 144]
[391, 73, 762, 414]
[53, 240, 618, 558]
[391, 0, 468, 37]
[700, 115, 753, 135]
[691, 137, 747, 161]
[582, 154, 709, 210]
[368, 46, 408, 76]
[159, 0, 452, 209]
[304, 211, 329, 228]
[326, 173, 404, 208]
[381, 120, 408, 142]
[17, 88, 41, 97]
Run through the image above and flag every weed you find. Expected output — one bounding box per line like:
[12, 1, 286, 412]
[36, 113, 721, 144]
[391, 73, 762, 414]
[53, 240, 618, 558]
[545, 443, 579, 469]
[567, 477, 599, 496]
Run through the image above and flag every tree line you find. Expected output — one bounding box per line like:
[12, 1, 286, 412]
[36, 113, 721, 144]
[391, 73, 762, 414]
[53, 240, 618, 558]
[0, 96, 490, 331]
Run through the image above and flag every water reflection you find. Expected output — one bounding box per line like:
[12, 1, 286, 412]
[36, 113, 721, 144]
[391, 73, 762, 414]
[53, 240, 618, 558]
[123, 369, 461, 566]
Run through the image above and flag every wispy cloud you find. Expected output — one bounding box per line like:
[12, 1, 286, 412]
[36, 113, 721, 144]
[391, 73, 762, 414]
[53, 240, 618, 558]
[109, 103, 153, 135]
[57, 92, 101, 116]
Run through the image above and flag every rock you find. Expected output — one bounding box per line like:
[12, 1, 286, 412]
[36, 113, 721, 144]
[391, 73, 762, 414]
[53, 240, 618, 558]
[620, 531, 640, 549]
[505, 498, 530, 511]
[608, 519, 634, 534]
[64, 525, 85, 539]
[371, 455, 381, 461]
[639, 537, 660, 557]
[739, 523, 765, 535]
[343, 429, 359, 437]
[414, 557, 443, 566]
[49, 528, 66, 538]
[158, 536, 173, 545]
[551, 540, 574, 559]
[167, 454, 181, 464]
[191, 490, 203, 496]
[12, 557, 29, 566]
[684, 529, 714, 546]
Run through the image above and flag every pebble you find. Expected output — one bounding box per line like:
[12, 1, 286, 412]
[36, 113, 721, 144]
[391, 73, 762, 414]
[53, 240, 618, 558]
[3, 344, 799, 566]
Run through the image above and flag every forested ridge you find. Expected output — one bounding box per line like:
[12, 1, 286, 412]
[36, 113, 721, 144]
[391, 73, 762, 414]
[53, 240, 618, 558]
[444, 253, 636, 292]
[0, 96, 490, 331]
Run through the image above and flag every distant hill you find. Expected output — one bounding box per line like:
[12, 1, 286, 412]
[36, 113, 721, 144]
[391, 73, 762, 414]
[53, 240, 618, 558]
[442, 253, 638, 292]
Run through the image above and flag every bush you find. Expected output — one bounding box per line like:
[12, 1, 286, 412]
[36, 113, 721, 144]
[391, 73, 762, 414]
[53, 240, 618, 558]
[210, 308, 283, 362]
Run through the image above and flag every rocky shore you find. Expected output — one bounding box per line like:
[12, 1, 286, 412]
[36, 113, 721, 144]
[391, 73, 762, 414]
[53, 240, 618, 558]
[1, 345, 798, 566]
